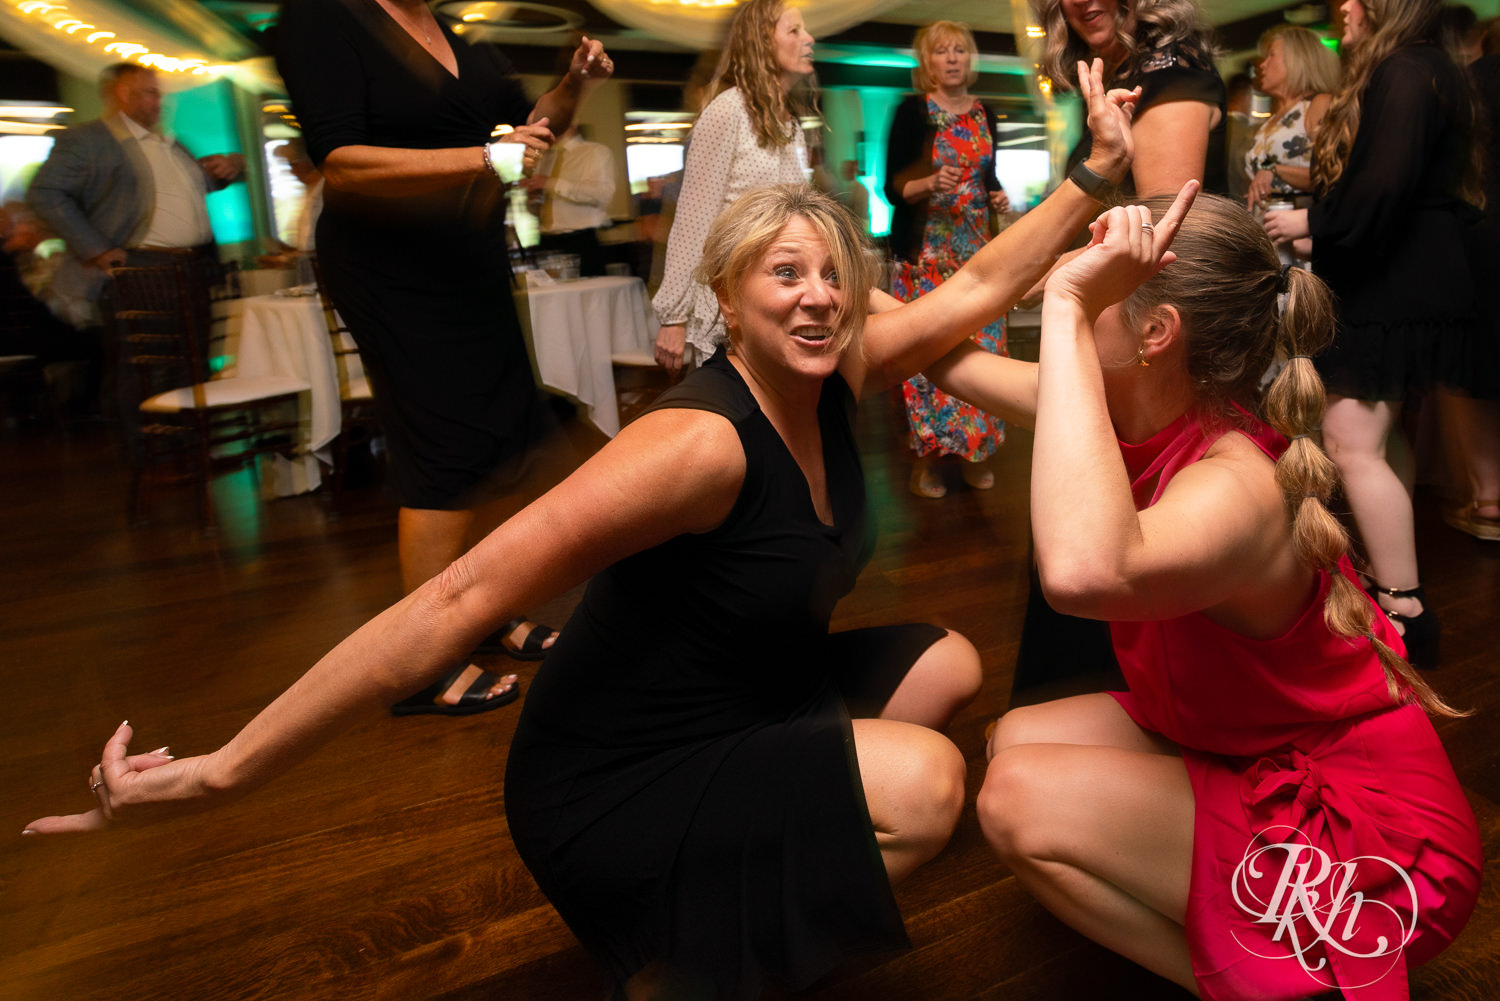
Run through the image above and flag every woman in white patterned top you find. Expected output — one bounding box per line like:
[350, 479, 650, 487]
[1244, 25, 1341, 211]
[652, 0, 815, 373]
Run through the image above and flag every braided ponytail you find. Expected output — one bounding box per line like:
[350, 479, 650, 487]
[1262, 267, 1467, 717]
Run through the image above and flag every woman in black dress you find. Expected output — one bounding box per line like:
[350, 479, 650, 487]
[276, 0, 614, 712]
[1264, 0, 1485, 664]
[27, 64, 1135, 999]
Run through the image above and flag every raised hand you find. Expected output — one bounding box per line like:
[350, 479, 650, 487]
[1046, 180, 1199, 319]
[1078, 58, 1138, 184]
[569, 36, 614, 83]
[22, 721, 213, 836]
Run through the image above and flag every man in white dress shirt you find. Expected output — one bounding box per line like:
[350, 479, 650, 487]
[27, 62, 245, 445]
[520, 124, 615, 277]
[28, 62, 245, 328]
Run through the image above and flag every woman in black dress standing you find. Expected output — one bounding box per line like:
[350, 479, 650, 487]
[276, 0, 614, 712]
[1264, 0, 1485, 664]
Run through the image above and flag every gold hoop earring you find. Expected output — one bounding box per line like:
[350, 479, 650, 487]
[1137, 344, 1150, 368]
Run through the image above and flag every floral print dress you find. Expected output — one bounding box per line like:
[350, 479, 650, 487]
[892, 97, 1006, 461]
[1244, 97, 1314, 202]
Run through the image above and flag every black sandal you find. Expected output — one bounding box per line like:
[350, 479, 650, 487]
[472, 617, 556, 661]
[1372, 583, 1439, 670]
[391, 664, 521, 717]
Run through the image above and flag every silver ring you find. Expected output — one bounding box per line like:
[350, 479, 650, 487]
[1140, 223, 1154, 231]
[89, 769, 104, 792]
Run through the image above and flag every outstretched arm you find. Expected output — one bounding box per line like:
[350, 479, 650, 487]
[23, 409, 743, 835]
[847, 60, 1136, 398]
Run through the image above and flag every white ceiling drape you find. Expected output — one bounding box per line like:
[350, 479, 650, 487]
[587, 0, 914, 51]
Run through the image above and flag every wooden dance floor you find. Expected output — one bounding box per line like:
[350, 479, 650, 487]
[2, 355, 1497, 1001]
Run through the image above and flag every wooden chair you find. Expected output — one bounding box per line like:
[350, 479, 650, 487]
[108, 262, 310, 532]
[308, 254, 380, 510]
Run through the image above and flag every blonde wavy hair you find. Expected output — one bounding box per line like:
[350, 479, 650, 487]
[695, 184, 879, 359]
[1257, 25, 1342, 99]
[1313, 0, 1479, 200]
[1031, 0, 1216, 90]
[1123, 194, 1465, 717]
[709, 0, 817, 150]
[912, 21, 980, 93]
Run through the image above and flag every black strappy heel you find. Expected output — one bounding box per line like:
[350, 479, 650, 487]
[1373, 583, 1439, 670]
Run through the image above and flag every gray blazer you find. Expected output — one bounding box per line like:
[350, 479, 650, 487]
[27, 115, 224, 320]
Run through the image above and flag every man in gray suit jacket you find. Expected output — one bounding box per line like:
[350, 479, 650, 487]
[27, 62, 244, 328]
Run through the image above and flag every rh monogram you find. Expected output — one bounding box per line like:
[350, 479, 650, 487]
[1229, 827, 1419, 990]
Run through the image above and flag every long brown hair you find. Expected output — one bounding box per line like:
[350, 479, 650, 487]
[1125, 194, 1465, 716]
[1313, 0, 1480, 203]
[709, 0, 816, 150]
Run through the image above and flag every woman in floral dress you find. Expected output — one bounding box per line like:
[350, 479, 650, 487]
[1244, 25, 1340, 265]
[884, 21, 1009, 498]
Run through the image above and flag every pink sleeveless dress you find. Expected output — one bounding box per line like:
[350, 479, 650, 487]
[1108, 409, 1481, 1001]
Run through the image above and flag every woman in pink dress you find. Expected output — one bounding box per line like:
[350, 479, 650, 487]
[927, 188, 1481, 1000]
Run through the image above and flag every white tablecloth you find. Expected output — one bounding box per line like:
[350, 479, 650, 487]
[516, 275, 658, 437]
[227, 292, 365, 495]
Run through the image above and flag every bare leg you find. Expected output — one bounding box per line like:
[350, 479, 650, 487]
[880, 629, 982, 730]
[1321, 397, 1424, 623]
[395, 506, 516, 705]
[398, 506, 474, 594]
[909, 453, 946, 499]
[977, 695, 1199, 995]
[961, 456, 995, 490]
[1441, 390, 1500, 517]
[851, 718, 966, 885]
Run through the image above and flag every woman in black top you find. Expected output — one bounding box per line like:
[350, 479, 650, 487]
[276, 0, 613, 711]
[28, 67, 1140, 1000]
[1264, 0, 1485, 663]
[1036, 0, 1226, 195]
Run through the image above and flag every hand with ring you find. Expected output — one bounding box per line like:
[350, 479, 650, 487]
[23, 721, 187, 835]
[569, 35, 614, 83]
[496, 118, 554, 179]
[1045, 181, 1199, 319]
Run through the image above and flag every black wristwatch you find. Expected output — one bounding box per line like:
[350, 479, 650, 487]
[1067, 160, 1116, 201]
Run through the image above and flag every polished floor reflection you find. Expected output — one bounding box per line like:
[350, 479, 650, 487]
[2, 368, 1496, 1001]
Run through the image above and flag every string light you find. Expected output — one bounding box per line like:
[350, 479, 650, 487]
[5, 0, 229, 76]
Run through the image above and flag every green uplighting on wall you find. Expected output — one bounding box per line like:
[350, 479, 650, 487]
[836, 53, 918, 68]
[169, 80, 252, 244]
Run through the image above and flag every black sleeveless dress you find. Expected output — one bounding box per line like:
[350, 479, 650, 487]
[276, 0, 546, 508]
[505, 351, 943, 998]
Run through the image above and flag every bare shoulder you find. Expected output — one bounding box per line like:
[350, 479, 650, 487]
[600, 407, 746, 533]
[1195, 429, 1284, 511]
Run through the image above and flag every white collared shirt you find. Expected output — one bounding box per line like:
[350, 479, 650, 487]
[115, 112, 214, 249]
[535, 134, 615, 234]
